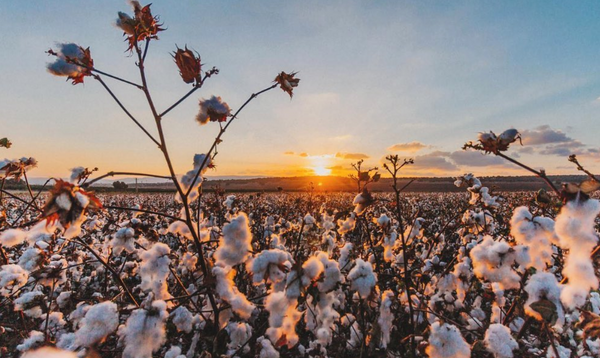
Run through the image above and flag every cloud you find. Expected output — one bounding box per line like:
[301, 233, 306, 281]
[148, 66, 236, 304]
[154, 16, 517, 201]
[387, 141, 429, 153]
[335, 152, 370, 160]
[539, 141, 585, 156]
[449, 150, 507, 167]
[402, 151, 459, 172]
[331, 135, 352, 141]
[283, 151, 295, 155]
[520, 125, 572, 145]
[299, 152, 309, 157]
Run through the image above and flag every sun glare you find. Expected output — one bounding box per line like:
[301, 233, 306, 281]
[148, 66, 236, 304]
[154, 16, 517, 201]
[313, 166, 332, 176]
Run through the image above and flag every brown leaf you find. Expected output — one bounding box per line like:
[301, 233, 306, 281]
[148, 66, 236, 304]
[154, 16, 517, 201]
[529, 299, 558, 325]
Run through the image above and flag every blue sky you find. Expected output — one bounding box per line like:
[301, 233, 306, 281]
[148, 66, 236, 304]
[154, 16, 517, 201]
[2, 1, 600, 178]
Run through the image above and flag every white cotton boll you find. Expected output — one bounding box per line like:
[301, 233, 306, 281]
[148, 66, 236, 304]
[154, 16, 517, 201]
[510, 206, 557, 270]
[214, 212, 252, 267]
[265, 291, 302, 348]
[470, 236, 526, 293]
[382, 232, 397, 262]
[69, 166, 85, 183]
[118, 300, 168, 358]
[301, 255, 325, 286]
[225, 321, 252, 356]
[353, 193, 370, 215]
[177, 154, 212, 202]
[139, 243, 172, 301]
[14, 291, 44, 318]
[484, 323, 518, 358]
[46, 43, 86, 78]
[213, 265, 255, 320]
[16, 330, 44, 352]
[304, 213, 316, 227]
[196, 96, 231, 125]
[339, 243, 353, 271]
[426, 321, 471, 358]
[0, 228, 27, 247]
[378, 290, 395, 348]
[347, 259, 377, 299]
[524, 272, 564, 328]
[74, 301, 119, 347]
[110, 227, 136, 255]
[171, 306, 194, 333]
[56, 291, 71, 309]
[258, 336, 280, 358]
[223, 195, 236, 210]
[248, 249, 293, 289]
[338, 213, 356, 235]
[555, 199, 600, 309]
[21, 346, 78, 358]
[0, 264, 29, 297]
[164, 346, 186, 358]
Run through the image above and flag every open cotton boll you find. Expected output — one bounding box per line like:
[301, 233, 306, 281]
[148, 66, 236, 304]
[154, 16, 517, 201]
[110, 227, 136, 255]
[265, 291, 302, 348]
[524, 272, 564, 328]
[0, 264, 29, 297]
[170, 306, 194, 333]
[248, 249, 293, 290]
[164, 346, 186, 358]
[0, 229, 27, 247]
[378, 290, 395, 348]
[176, 154, 211, 202]
[21, 346, 78, 358]
[118, 300, 168, 358]
[470, 236, 529, 293]
[484, 324, 518, 358]
[337, 213, 356, 235]
[510, 206, 558, 270]
[426, 321, 471, 358]
[16, 330, 45, 352]
[555, 199, 600, 309]
[225, 321, 252, 356]
[339, 242, 353, 271]
[223, 195, 236, 210]
[258, 336, 280, 358]
[139, 243, 172, 301]
[347, 259, 377, 299]
[213, 265, 255, 320]
[214, 212, 252, 267]
[74, 301, 119, 347]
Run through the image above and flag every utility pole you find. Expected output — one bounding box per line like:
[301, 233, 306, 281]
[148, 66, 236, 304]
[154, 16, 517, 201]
[135, 178, 138, 194]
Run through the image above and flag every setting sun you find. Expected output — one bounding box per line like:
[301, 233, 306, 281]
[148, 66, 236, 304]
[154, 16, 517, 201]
[312, 165, 332, 176]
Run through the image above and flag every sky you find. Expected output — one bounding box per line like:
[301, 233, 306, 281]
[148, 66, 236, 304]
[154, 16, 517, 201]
[2, 1, 600, 180]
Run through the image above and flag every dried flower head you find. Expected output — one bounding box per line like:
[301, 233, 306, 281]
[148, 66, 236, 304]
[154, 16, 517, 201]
[196, 96, 231, 125]
[274, 71, 300, 98]
[0, 138, 12, 149]
[464, 129, 521, 154]
[173, 46, 201, 85]
[41, 180, 102, 228]
[116, 1, 164, 51]
[0, 157, 37, 180]
[47, 44, 93, 85]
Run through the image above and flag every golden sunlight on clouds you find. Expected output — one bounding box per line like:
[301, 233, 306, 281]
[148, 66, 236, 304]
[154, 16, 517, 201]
[308, 155, 334, 176]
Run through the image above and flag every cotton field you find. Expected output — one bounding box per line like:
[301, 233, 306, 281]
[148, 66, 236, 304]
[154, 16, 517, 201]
[3, 1, 600, 357]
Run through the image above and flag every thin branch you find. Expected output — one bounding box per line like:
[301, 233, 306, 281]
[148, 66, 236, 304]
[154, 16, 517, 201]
[496, 152, 561, 196]
[91, 68, 142, 89]
[93, 75, 161, 147]
[184, 84, 278, 198]
[159, 85, 200, 118]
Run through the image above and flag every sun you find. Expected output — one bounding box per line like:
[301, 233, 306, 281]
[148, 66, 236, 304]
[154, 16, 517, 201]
[313, 165, 332, 176]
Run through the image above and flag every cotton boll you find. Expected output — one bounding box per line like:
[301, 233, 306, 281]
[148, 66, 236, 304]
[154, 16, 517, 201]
[74, 301, 119, 347]
[484, 323, 518, 358]
[170, 306, 194, 333]
[225, 321, 252, 356]
[214, 212, 252, 267]
[176, 154, 212, 202]
[378, 290, 395, 348]
[247, 249, 293, 291]
[555, 199, 600, 309]
[21, 346, 78, 358]
[265, 291, 302, 348]
[164, 346, 186, 358]
[139, 243, 172, 301]
[213, 265, 255, 320]
[258, 336, 280, 358]
[110, 227, 136, 255]
[470, 236, 527, 294]
[0, 264, 29, 297]
[510, 206, 557, 270]
[16, 331, 44, 352]
[118, 300, 168, 358]
[337, 213, 356, 235]
[339, 243, 353, 271]
[14, 291, 45, 318]
[0, 229, 27, 247]
[347, 259, 377, 299]
[426, 321, 471, 358]
[524, 272, 564, 328]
